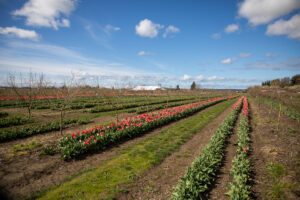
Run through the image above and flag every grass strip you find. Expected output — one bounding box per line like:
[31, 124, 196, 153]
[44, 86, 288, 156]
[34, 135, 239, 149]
[38, 98, 236, 200]
[172, 97, 243, 200]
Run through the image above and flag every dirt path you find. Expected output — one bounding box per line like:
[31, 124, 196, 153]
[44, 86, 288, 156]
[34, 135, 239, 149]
[0, 101, 227, 200]
[116, 103, 234, 200]
[250, 98, 300, 199]
[208, 115, 240, 199]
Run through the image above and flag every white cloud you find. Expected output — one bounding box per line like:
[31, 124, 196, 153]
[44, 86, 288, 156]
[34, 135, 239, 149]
[12, 0, 77, 30]
[221, 57, 237, 64]
[265, 53, 280, 58]
[137, 51, 152, 56]
[266, 13, 300, 41]
[179, 74, 225, 82]
[238, 0, 300, 26]
[180, 74, 192, 81]
[163, 25, 180, 38]
[0, 26, 40, 41]
[105, 24, 120, 31]
[211, 33, 221, 39]
[225, 24, 239, 33]
[239, 53, 251, 58]
[135, 19, 164, 38]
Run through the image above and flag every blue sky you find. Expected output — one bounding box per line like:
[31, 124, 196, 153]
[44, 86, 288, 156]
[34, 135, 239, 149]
[0, 0, 300, 89]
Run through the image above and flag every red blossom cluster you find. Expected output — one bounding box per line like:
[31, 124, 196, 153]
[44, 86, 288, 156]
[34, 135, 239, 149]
[69, 96, 237, 146]
[242, 97, 248, 119]
[232, 97, 243, 110]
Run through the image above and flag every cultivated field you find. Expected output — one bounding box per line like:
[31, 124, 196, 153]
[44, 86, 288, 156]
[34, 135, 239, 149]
[0, 87, 299, 200]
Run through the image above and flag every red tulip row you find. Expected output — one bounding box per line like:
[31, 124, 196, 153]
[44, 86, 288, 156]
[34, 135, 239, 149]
[59, 96, 238, 160]
[227, 97, 252, 199]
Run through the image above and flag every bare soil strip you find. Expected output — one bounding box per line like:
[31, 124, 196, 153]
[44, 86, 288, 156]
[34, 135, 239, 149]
[0, 101, 226, 200]
[208, 115, 240, 199]
[250, 98, 300, 200]
[116, 103, 234, 200]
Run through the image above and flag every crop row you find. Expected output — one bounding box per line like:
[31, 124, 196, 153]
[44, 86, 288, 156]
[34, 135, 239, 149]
[261, 97, 300, 123]
[171, 97, 243, 199]
[59, 96, 237, 160]
[0, 116, 31, 128]
[0, 118, 91, 142]
[227, 97, 251, 199]
[88, 96, 200, 113]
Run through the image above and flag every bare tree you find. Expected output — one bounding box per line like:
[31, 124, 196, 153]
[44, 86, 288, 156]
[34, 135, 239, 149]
[7, 72, 44, 119]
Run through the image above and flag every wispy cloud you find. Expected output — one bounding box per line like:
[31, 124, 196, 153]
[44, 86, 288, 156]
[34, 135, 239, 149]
[137, 50, 152, 56]
[0, 26, 40, 41]
[211, 33, 221, 39]
[221, 57, 238, 64]
[245, 57, 300, 70]
[105, 24, 120, 31]
[83, 20, 114, 49]
[225, 24, 239, 33]
[163, 25, 180, 38]
[239, 53, 251, 58]
[265, 53, 279, 58]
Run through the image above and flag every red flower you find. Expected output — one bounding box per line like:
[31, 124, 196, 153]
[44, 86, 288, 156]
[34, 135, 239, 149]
[243, 147, 247, 151]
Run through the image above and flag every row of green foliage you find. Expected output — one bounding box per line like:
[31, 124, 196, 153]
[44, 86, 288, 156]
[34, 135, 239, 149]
[227, 100, 251, 199]
[0, 116, 31, 128]
[134, 98, 203, 114]
[172, 100, 242, 199]
[0, 118, 91, 142]
[0, 94, 201, 109]
[259, 97, 300, 123]
[0, 111, 8, 117]
[59, 99, 227, 160]
[88, 97, 198, 113]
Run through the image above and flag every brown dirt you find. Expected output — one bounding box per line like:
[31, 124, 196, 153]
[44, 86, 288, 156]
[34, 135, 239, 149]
[116, 103, 234, 200]
[250, 97, 300, 199]
[208, 115, 240, 199]
[0, 102, 226, 200]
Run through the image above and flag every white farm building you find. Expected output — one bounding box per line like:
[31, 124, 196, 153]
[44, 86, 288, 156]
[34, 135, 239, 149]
[132, 85, 165, 91]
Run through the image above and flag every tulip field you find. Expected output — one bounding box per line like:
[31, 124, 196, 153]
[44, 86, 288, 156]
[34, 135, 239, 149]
[0, 87, 299, 200]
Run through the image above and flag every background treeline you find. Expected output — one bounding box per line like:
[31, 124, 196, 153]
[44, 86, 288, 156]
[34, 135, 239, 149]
[262, 74, 300, 87]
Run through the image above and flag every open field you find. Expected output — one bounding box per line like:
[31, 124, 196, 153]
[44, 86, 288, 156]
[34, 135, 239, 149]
[0, 86, 299, 200]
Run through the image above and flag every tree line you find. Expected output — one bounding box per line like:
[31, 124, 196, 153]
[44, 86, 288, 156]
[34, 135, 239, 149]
[261, 74, 300, 87]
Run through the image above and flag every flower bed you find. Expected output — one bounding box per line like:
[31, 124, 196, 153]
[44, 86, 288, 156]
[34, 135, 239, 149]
[227, 97, 251, 199]
[59, 96, 237, 160]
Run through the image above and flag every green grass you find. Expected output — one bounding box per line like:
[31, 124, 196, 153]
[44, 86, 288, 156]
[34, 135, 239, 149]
[38, 98, 236, 200]
[267, 162, 286, 179]
[12, 141, 42, 152]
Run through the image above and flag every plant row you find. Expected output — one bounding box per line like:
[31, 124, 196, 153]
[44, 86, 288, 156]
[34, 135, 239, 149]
[172, 97, 243, 200]
[0, 116, 31, 128]
[260, 97, 300, 123]
[59, 96, 237, 160]
[88, 96, 201, 113]
[227, 97, 252, 199]
[134, 98, 205, 114]
[0, 118, 91, 142]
